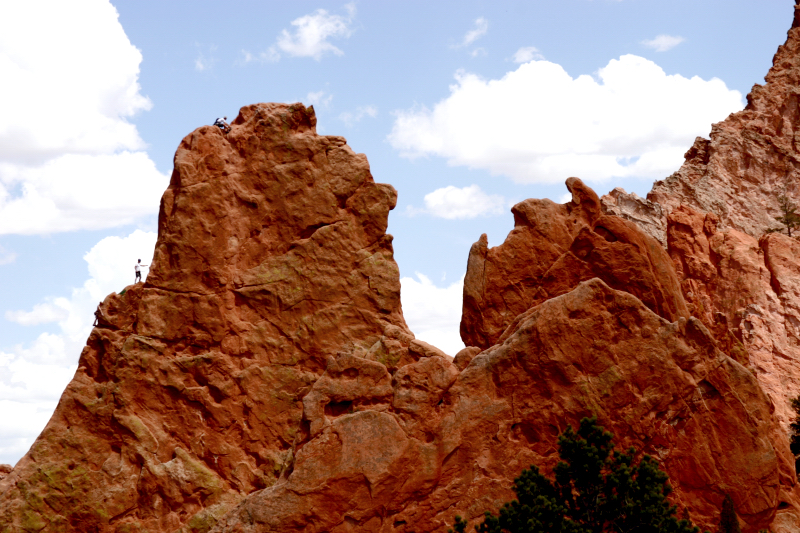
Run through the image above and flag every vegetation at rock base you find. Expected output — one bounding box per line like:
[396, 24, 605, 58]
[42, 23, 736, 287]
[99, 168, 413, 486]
[790, 394, 800, 476]
[449, 417, 704, 533]
[718, 494, 741, 533]
[774, 191, 800, 237]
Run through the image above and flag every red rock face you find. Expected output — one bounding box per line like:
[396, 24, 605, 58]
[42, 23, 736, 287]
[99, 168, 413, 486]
[599, 6, 800, 530]
[605, 3, 800, 243]
[666, 206, 800, 497]
[6, 6, 800, 529]
[1, 102, 794, 532]
[0, 103, 418, 532]
[213, 280, 790, 533]
[461, 177, 688, 350]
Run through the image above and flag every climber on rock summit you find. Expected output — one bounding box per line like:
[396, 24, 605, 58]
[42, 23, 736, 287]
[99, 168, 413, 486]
[214, 116, 231, 133]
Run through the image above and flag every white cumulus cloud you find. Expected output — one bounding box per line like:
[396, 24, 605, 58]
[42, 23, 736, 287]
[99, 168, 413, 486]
[277, 4, 356, 60]
[641, 34, 685, 52]
[241, 4, 356, 64]
[0, 0, 166, 235]
[0, 229, 156, 465]
[6, 301, 70, 326]
[0, 152, 164, 235]
[407, 185, 507, 219]
[388, 55, 743, 184]
[513, 46, 544, 63]
[401, 273, 465, 356]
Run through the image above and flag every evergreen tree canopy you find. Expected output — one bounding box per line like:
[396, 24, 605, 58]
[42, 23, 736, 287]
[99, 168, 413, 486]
[450, 417, 703, 533]
[718, 494, 741, 533]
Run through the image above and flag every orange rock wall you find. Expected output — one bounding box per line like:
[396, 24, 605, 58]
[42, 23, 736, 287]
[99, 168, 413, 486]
[0, 103, 418, 532]
[6, 4, 800, 530]
[599, 5, 800, 530]
[214, 279, 789, 533]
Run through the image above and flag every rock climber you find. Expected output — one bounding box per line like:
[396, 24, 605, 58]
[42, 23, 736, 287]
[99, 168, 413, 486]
[93, 302, 103, 326]
[214, 116, 231, 134]
[135, 259, 148, 283]
[93, 302, 111, 327]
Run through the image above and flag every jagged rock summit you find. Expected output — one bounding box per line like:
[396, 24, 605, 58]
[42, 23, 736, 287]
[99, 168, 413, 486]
[6, 5, 800, 530]
[0, 101, 795, 533]
[599, 3, 800, 530]
[603, 1, 800, 243]
[0, 103, 423, 532]
[604, 0, 800, 454]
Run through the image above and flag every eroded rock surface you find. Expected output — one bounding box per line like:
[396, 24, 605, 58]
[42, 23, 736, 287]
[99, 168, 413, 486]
[594, 7, 800, 529]
[667, 205, 800, 448]
[602, 2, 800, 243]
[213, 280, 791, 533]
[8, 9, 800, 528]
[461, 178, 688, 350]
[601, 187, 668, 247]
[0, 103, 416, 533]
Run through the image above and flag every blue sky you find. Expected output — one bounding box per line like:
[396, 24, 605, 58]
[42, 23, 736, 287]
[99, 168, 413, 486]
[0, 0, 794, 465]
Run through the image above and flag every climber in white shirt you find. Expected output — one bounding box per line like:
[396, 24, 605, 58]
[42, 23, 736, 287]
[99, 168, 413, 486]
[135, 259, 148, 283]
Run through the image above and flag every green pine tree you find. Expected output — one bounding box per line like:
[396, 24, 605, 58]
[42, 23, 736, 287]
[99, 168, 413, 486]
[449, 515, 468, 533]
[452, 417, 705, 533]
[718, 494, 741, 533]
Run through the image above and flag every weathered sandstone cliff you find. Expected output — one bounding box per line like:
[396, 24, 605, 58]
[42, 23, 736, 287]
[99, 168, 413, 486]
[0, 103, 425, 532]
[214, 277, 790, 532]
[5, 5, 800, 530]
[460, 178, 688, 350]
[597, 4, 800, 530]
[604, 0, 800, 462]
[1, 102, 792, 533]
[602, 1, 800, 243]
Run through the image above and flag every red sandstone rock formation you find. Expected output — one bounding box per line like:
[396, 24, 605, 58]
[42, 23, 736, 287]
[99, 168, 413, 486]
[597, 5, 800, 530]
[0, 103, 418, 532]
[461, 178, 688, 350]
[213, 279, 791, 533]
[0, 464, 11, 483]
[6, 6, 800, 529]
[603, 1, 800, 243]
[2, 101, 791, 533]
